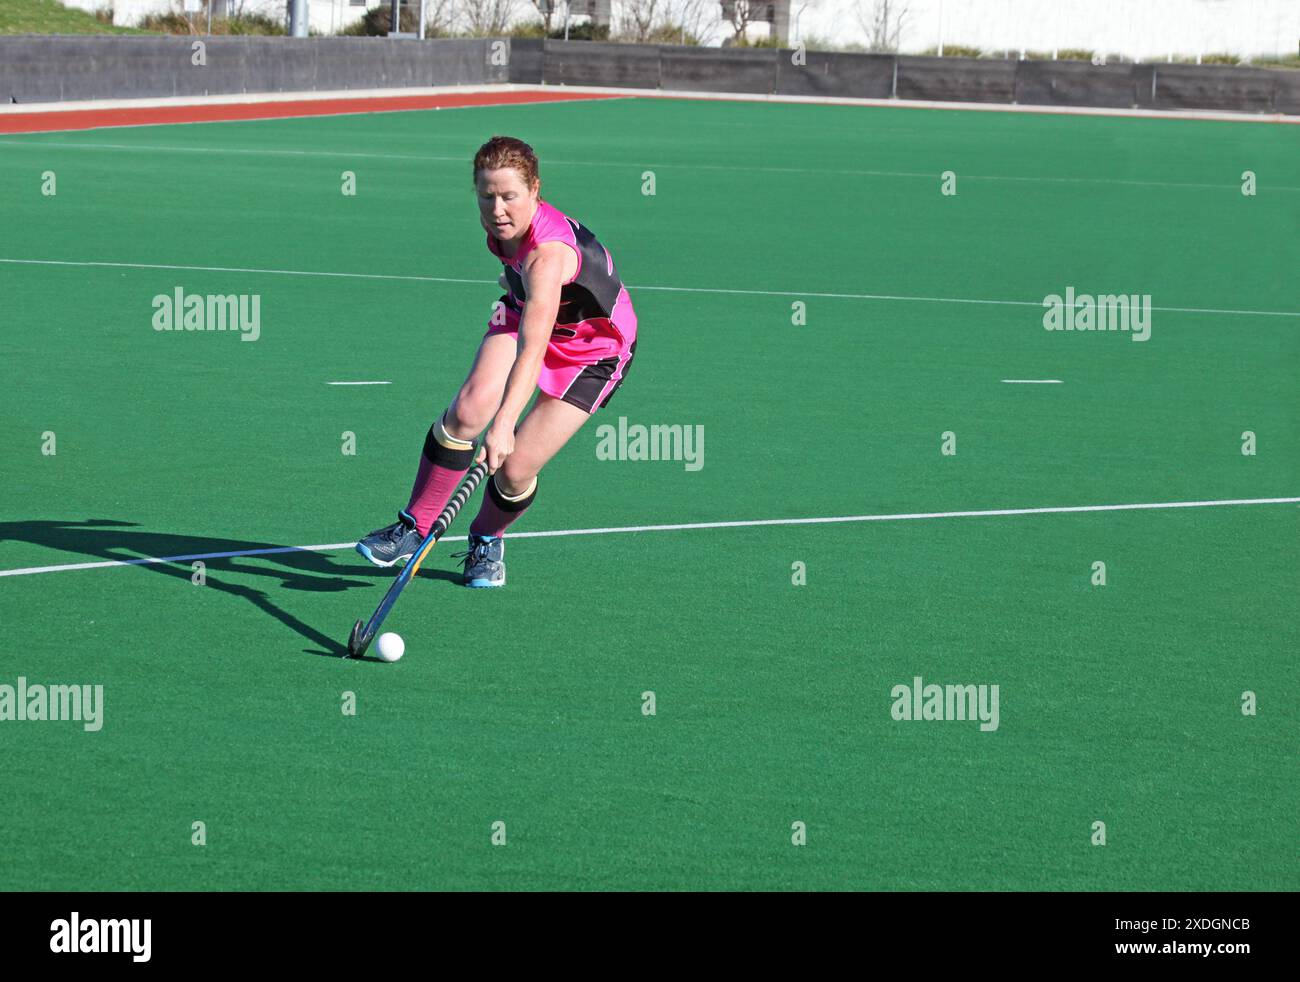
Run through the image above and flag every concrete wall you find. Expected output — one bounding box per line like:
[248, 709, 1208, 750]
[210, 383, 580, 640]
[518, 40, 1300, 114]
[0, 36, 502, 104]
[2, 36, 1295, 115]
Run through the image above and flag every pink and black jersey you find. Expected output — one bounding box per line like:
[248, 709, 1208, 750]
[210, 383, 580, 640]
[487, 200, 637, 365]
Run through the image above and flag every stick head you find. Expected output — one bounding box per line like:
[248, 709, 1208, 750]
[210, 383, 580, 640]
[346, 619, 367, 657]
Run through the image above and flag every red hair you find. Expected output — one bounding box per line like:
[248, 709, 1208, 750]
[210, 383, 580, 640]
[473, 135, 540, 190]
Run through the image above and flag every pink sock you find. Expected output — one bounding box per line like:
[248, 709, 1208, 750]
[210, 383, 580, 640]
[470, 475, 537, 538]
[406, 418, 475, 535]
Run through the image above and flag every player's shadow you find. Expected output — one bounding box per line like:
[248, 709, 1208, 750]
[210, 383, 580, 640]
[0, 519, 462, 658]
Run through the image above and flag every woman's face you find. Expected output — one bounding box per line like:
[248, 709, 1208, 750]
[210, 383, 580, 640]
[476, 167, 539, 243]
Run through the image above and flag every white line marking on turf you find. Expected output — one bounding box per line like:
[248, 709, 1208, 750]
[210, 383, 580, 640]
[1, 258, 1296, 319]
[1002, 379, 1063, 383]
[328, 380, 391, 385]
[0, 257, 469, 285]
[0, 138, 1295, 193]
[1, 497, 1296, 578]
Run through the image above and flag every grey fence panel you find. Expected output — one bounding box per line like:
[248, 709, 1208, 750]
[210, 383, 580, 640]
[1, 37, 193, 102]
[112, 37, 205, 100]
[1274, 71, 1300, 115]
[308, 37, 389, 90]
[542, 40, 660, 88]
[191, 39, 254, 97]
[659, 46, 777, 93]
[0, 37, 44, 102]
[0, 37, 1293, 115]
[0, 36, 496, 103]
[246, 38, 319, 93]
[311, 36, 393, 89]
[1015, 60, 1149, 108]
[1126, 64, 1158, 108]
[362, 40, 406, 89]
[376, 39, 431, 87]
[426, 38, 497, 85]
[1151, 64, 1279, 112]
[895, 56, 1016, 103]
[47, 37, 136, 101]
[390, 39, 439, 87]
[0, 37, 65, 102]
[775, 51, 895, 99]
[508, 38, 544, 84]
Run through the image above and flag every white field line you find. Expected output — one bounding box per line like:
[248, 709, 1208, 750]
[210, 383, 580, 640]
[328, 381, 391, 385]
[0, 137, 1294, 193]
[1, 496, 1296, 579]
[0, 257, 1296, 319]
[1002, 379, 1063, 383]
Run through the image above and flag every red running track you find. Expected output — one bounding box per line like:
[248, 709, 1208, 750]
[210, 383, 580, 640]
[0, 89, 626, 134]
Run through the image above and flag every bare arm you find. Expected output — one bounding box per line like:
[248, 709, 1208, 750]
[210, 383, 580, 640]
[479, 241, 576, 471]
[497, 243, 567, 426]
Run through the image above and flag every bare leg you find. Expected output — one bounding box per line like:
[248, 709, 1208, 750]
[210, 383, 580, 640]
[444, 332, 518, 441]
[466, 393, 593, 541]
[496, 393, 593, 496]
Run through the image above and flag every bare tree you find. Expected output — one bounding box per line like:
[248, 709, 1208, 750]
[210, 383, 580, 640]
[646, 0, 718, 44]
[221, 0, 263, 20]
[720, 0, 756, 43]
[680, 0, 720, 42]
[214, 0, 270, 21]
[424, 0, 460, 34]
[527, 0, 557, 33]
[855, 0, 908, 53]
[461, 0, 519, 34]
[617, 0, 662, 42]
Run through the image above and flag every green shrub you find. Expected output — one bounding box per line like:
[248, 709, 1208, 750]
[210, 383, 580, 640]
[917, 44, 981, 58]
[338, 4, 419, 36]
[136, 10, 285, 35]
[135, 10, 196, 33]
[793, 33, 833, 51]
[1252, 54, 1300, 70]
[639, 23, 704, 46]
[549, 20, 609, 41]
[726, 34, 781, 48]
[222, 14, 285, 35]
[509, 17, 612, 41]
[509, 19, 547, 38]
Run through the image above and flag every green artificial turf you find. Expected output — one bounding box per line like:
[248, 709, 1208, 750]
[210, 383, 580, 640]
[0, 97, 1296, 889]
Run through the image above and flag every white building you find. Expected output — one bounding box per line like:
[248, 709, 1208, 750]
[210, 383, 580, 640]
[62, 0, 368, 34]
[809, 0, 1300, 62]
[55, 0, 1300, 60]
